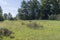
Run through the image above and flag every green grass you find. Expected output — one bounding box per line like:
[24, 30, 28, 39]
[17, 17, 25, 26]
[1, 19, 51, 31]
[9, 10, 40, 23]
[0, 20, 60, 40]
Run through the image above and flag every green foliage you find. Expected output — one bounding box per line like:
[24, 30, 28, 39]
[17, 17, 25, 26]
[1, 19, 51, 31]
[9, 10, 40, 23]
[18, 0, 29, 20]
[1, 0, 60, 20]
[0, 6, 4, 21]
[41, 0, 60, 19]
[17, 0, 60, 20]
[18, 0, 41, 20]
[27, 0, 41, 19]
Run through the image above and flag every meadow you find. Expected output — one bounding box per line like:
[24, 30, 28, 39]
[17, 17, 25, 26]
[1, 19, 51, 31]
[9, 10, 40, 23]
[0, 20, 60, 40]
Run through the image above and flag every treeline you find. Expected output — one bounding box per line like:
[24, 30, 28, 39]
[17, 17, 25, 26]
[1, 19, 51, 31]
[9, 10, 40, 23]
[17, 0, 60, 20]
[0, 0, 60, 21]
[0, 6, 14, 21]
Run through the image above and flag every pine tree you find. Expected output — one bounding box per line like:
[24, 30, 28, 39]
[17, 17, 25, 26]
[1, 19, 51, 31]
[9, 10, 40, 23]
[0, 6, 4, 21]
[18, 0, 29, 20]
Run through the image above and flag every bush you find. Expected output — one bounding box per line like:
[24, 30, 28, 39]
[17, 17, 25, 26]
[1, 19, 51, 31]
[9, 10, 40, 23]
[0, 28, 15, 40]
[21, 22, 25, 25]
[10, 35, 15, 39]
[27, 22, 43, 29]
[29, 20, 32, 22]
[0, 28, 13, 36]
[49, 14, 57, 20]
[49, 14, 60, 20]
[56, 14, 60, 20]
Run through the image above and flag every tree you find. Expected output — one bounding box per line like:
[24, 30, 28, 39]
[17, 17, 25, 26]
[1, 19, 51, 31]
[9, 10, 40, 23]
[3, 13, 8, 20]
[0, 6, 4, 21]
[41, 0, 51, 19]
[41, 0, 60, 19]
[27, 0, 41, 19]
[18, 8, 26, 20]
[50, 0, 59, 14]
[18, 0, 41, 20]
[8, 12, 13, 20]
[18, 0, 29, 20]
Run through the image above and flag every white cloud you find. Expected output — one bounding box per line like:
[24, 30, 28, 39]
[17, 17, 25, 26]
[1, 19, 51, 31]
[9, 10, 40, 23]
[0, 0, 18, 17]
[0, 0, 10, 6]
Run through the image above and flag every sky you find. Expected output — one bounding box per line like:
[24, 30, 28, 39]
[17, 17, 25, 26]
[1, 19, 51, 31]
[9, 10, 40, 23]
[0, 0, 40, 17]
[0, 0, 24, 17]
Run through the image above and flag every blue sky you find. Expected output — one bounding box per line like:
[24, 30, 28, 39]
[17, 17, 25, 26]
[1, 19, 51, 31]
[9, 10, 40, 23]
[0, 0, 24, 17]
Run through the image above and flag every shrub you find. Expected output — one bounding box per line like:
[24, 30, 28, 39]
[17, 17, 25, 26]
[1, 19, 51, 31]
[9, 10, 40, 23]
[56, 14, 60, 20]
[21, 22, 25, 25]
[49, 14, 60, 20]
[29, 20, 32, 22]
[10, 35, 15, 39]
[27, 22, 43, 29]
[0, 28, 15, 40]
[49, 15, 57, 20]
[0, 28, 13, 36]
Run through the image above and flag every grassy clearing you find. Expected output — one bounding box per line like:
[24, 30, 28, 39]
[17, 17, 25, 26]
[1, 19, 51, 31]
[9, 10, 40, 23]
[0, 20, 60, 40]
